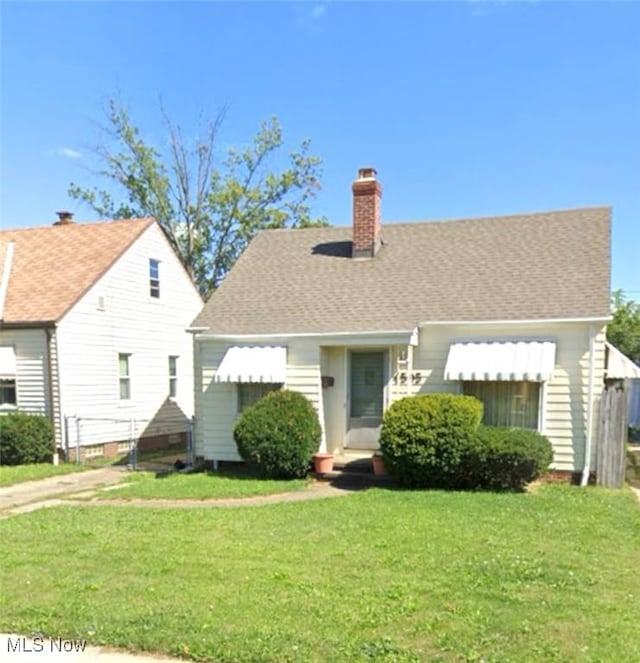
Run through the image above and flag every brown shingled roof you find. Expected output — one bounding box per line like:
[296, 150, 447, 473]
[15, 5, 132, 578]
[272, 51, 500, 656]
[193, 207, 611, 335]
[0, 218, 154, 325]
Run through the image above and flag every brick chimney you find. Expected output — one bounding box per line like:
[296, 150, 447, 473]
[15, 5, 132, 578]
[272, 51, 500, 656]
[352, 167, 382, 258]
[53, 211, 74, 226]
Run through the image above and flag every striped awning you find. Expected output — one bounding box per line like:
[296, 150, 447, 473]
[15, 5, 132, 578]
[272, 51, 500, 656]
[444, 340, 556, 381]
[0, 346, 16, 379]
[214, 346, 286, 383]
[606, 342, 640, 379]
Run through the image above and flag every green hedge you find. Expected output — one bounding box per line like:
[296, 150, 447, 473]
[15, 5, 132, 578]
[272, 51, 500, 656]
[233, 389, 321, 479]
[463, 426, 554, 491]
[0, 412, 54, 465]
[379, 393, 483, 488]
[379, 393, 554, 491]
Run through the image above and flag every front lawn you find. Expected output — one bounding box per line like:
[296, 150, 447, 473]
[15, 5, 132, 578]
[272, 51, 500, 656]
[0, 463, 87, 487]
[97, 468, 308, 500]
[1, 485, 639, 662]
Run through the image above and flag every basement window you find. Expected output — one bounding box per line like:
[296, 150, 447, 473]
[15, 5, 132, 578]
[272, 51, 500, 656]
[149, 259, 160, 298]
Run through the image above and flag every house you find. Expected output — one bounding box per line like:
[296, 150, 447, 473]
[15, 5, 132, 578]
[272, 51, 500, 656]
[191, 168, 611, 480]
[0, 213, 203, 461]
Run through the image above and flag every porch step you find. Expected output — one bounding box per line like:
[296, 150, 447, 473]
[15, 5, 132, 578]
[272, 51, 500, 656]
[333, 452, 375, 473]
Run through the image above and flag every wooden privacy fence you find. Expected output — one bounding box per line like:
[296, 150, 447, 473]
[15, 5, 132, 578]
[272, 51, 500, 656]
[597, 384, 628, 488]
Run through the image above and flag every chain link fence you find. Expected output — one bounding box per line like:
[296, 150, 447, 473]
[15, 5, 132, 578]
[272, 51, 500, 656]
[63, 414, 194, 469]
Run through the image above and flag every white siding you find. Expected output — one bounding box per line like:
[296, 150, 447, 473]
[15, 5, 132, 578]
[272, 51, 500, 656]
[196, 322, 606, 472]
[0, 328, 49, 415]
[320, 347, 347, 454]
[408, 322, 606, 472]
[198, 341, 238, 461]
[56, 223, 202, 448]
[196, 338, 325, 462]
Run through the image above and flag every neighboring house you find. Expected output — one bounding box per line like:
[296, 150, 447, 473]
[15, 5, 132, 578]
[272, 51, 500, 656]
[191, 168, 611, 479]
[0, 213, 203, 461]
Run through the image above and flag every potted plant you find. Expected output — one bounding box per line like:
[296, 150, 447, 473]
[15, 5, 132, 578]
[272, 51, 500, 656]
[372, 451, 386, 476]
[313, 452, 334, 474]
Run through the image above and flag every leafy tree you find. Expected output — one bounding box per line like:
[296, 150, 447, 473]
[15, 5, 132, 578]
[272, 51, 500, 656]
[607, 290, 640, 363]
[69, 100, 327, 296]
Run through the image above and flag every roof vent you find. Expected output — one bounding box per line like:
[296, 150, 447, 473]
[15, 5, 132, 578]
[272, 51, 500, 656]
[54, 211, 74, 226]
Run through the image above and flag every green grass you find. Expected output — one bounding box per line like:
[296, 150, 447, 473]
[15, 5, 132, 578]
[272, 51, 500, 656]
[97, 468, 308, 500]
[1, 485, 639, 662]
[0, 463, 87, 487]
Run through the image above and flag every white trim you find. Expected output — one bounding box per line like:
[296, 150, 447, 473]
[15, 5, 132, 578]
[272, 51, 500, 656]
[194, 328, 419, 343]
[538, 381, 547, 434]
[0, 242, 15, 320]
[420, 317, 611, 326]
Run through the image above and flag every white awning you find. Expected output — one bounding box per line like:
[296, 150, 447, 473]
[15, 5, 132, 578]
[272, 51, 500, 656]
[444, 340, 556, 381]
[0, 346, 17, 379]
[214, 346, 287, 383]
[606, 342, 640, 379]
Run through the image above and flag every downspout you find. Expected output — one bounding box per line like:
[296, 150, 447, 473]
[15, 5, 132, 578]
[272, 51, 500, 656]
[581, 324, 597, 486]
[45, 326, 59, 465]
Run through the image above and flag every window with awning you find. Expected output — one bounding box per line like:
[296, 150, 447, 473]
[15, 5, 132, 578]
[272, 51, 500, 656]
[215, 346, 287, 384]
[444, 341, 556, 382]
[445, 341, 555, 430]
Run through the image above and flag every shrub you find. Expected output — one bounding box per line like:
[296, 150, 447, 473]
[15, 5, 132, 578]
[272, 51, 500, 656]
[464, 426, 554, 491]
[233, 389, 321, 479]
[0, 412, 54, 465]
[379, 393, 483, 488]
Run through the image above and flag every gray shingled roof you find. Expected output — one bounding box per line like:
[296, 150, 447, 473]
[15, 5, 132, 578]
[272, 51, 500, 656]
[193, 207, 611, 335]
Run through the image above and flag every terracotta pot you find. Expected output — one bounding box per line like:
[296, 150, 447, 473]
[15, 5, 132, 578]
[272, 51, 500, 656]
[372, 454, 386, 476]
[313, 453, 334, 474]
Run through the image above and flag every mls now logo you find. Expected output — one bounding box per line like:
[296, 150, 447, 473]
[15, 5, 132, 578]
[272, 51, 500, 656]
[5, 635, 87, 654]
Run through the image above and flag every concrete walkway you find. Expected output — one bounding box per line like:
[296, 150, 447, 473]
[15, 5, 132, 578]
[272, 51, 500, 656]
[0, 467, 126, 513]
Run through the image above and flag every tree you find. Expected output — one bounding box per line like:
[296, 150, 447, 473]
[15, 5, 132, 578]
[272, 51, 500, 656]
[69, 100, 327, 296]
[607, 290, 640, 363]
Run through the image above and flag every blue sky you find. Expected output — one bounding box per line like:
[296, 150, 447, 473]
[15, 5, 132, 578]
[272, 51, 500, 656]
[1, 1, 638, 295]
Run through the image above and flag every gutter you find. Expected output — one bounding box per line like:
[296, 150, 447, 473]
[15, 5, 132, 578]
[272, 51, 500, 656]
[190, 328, 419, 341]
[421, 316, 611, 326]
[581, 324, 597, 486]
[44, 327, 60, 465]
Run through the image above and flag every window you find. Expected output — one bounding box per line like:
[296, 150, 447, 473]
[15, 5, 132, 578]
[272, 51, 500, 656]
[149, 259, 160, 298]
[463, 381, 540, 430]
[169, 355, 178, 398]
[0, 346, 17, 407]
[84, 444, 104, 459]
[0, 379, 16, 406]
[237, 383, 281, 413]
[119, 354, 131, 400]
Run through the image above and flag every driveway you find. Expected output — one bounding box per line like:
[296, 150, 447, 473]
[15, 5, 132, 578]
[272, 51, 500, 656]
[0, 467, 125, 513]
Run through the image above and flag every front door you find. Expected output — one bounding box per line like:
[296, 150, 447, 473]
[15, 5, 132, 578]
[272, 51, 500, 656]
[347, 351, 385, 449]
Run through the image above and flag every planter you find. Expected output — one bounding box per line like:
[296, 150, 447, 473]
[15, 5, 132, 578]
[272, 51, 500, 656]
[372, 454, 386, 476]
[313, 453, 334, 474]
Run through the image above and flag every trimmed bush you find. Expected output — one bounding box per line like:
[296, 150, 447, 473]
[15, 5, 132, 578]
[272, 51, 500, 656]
[463, 426, 554, 491]
[233, 389, 321, 479]
[0, 412, 54, 465]
[379, 393, 483, 488]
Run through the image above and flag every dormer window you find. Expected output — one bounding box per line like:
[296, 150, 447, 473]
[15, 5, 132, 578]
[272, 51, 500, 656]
[149, 259, 160, 298]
